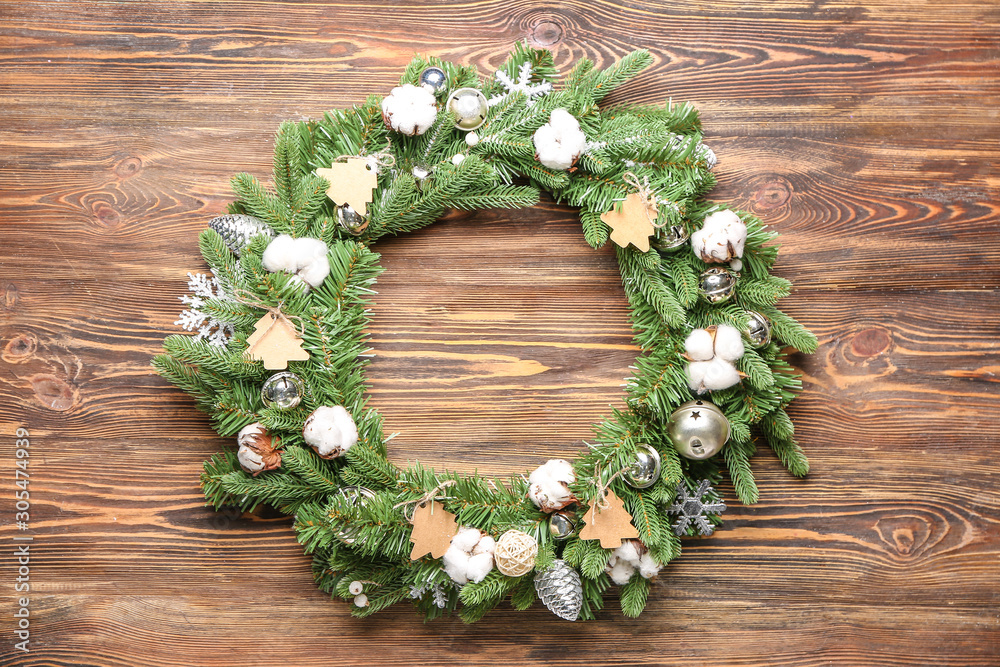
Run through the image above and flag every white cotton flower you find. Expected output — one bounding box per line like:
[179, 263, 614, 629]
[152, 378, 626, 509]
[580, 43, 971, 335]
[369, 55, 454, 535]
[443, 527, 495, 585]
[381, 84, 438, 136]
[713, 324, 745, 362]
[302, 406, 358, 459]
[684, 329, 716, 361]
[532, 108, 587, 170]
[605, 539, 660, 584]
[691, 210, 747, 263]
[261, 234, 330, 289]
[684, 325, 745, 393]
[528, 458, 576, 512]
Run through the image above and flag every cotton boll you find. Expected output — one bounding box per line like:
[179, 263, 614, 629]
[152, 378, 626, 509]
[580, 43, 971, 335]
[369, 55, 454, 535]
[237, 445, 265, 474]
[297, 256, 330, 288]
[261, 234, 299, 272]
[691, 210, 747, 263]
[466, 553, 495, 583]
[527, 458, 577, 511]
[684, 329, 716, 361]
[637, 553, 661, 579]
[473, 535, 496, 556]
[607, 560, 635, 585]
[713, 324, 745, 362]
[442, 547, 471, 585]
[686, 360, 712, 393]
[615, 540, 642, 565]
[302, 405, 358, 458]
[702, 357, 742, 391]
[381, 84, 438, 136]
[532, 108, 587, 170]
[451, 526, 483, 553]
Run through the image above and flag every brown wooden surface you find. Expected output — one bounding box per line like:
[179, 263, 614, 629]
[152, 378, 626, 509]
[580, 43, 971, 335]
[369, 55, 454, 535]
[1, 1, 998, 665]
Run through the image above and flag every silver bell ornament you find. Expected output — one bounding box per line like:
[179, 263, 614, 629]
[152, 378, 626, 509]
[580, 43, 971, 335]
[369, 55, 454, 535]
[418, 66, 448, 95]
[745, 311, 772, 348]
[447, 87, 489, 131]
[651, 224, 690, 251]
[624, 444, 662, 489]
[337, 204, 369, 235]
[548, 511, 576, 540]
[411, 164, 433, 192]
[668, 399, 731, 460]
[699, 267, 737, 304]
[260, 371, 305, 410]
[534, 559, 583, 621]
[335, 486, 376, 544]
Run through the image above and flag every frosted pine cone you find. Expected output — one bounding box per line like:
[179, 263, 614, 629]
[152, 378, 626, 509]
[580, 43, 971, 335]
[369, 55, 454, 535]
[534, 559, 583, 621]
[208, 214, 273, 256]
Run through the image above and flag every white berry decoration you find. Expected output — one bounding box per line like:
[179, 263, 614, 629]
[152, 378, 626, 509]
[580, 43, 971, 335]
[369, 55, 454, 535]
[302, 406, 358, 459]
[381, 84, 438, 136]
[691, 210, 747, 264]
[532, 108, 587, 170]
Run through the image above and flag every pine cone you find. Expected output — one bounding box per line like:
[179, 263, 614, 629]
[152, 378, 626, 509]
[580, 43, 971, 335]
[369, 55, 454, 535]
[534, 559, 583, 621]
[208, 214, 273, 256]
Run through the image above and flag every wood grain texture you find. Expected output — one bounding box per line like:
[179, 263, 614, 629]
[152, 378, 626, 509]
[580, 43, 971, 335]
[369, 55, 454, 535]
[1, 0, 998, 665]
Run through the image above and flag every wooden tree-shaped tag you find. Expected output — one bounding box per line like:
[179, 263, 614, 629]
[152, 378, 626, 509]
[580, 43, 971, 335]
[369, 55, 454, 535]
[409, 500, 458, 560]
[601, 193, 658, 252]
[244, 312, 309, 370]
[578, 490, 640, 549]
[315, 157, 378, 216]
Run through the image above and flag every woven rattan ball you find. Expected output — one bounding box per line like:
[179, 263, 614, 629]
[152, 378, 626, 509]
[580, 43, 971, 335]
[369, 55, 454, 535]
[494, 529, 538, 577]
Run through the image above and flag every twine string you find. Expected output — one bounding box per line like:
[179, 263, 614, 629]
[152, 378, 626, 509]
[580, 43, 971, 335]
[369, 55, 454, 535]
[230, 290, 306, 338]
[622, 171, 665, 228]
[393, 480, 457, 520]
[592, 464, 630, 514]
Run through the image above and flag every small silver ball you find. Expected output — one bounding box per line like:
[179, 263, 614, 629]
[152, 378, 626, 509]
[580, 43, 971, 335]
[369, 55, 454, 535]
[337, 204, 369, 235]
[745, 311, 772, 348]
[651, 224, 690, 251]
[548, 512, 576, 540]
[624, 445, 662, 489]
[447, 87, 489, 131]
[699, 267, 737, 304]
[668, 399, 731, 460]
[419, 66, 448, 95]
[260, 371, 305, 410]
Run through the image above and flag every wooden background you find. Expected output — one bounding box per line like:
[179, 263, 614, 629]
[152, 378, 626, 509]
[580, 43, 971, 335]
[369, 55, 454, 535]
[1, 1, 998, 665]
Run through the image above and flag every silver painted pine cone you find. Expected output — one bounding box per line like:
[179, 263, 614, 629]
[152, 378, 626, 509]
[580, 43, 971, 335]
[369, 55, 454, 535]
[534, 559, 583, 621]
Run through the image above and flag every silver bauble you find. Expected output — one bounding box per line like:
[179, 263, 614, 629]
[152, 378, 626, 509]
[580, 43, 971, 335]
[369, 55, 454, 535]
[651, 224, 690, 251]
[698, 267, 737, 304]
[745, 311, 772, 348]
[260, 371, 305, 410]
[336, 486, 376, 544]
[667, 399, 731, 460]
[446, 87, 489, 131]
[411, 165, 432, 192]
[624, 445, 662, 489]
[534, 559, 583, 621]
[418, 66, 448, 95]
[337, 204, 369, 235]
[548, 512, 576, 540]
[208, 214, 273, 256]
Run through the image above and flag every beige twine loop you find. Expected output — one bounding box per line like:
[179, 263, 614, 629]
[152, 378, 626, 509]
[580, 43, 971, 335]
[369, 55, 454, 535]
[592, 465, 629, 512]
[622, 171, 665, 228]
[393, 479, 457, 520]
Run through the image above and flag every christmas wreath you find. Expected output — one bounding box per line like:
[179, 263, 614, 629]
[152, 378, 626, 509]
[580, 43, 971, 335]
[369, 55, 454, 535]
[154, 44, 816, 622]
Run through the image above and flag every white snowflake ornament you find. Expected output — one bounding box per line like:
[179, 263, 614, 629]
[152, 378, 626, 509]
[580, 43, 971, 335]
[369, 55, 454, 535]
[381, 84, 438, 136]
[487, 61, 553, 107]
[175, 272, 237, 347]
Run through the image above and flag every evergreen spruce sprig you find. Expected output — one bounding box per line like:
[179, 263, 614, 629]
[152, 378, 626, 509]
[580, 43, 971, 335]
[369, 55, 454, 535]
[154, 45, 816, 623]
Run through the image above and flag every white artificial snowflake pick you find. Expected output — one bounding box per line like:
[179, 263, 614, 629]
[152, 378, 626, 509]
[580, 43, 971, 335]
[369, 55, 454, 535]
[487, 61, 553, 107]
[175, 272, 237, 346]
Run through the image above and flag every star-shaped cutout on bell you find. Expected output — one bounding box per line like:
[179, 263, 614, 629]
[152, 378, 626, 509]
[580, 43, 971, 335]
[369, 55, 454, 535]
[601, 192, 658, 252]
[690, 410, 702, 421]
